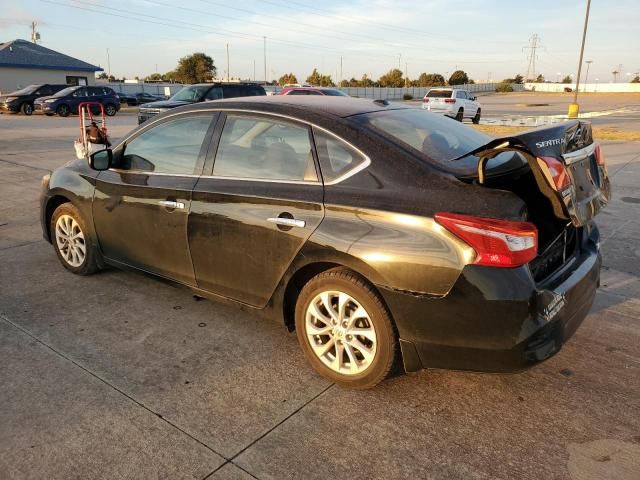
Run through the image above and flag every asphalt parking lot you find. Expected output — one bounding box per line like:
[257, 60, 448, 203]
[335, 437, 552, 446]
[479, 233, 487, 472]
[1, 110, 639, 479]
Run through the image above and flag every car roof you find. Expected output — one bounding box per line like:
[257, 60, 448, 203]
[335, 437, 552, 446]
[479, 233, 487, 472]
[188, 82, 264, 87]
[187, 96, 409, 118]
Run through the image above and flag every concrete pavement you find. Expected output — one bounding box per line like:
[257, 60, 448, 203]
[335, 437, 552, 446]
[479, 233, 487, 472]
[0, 112, 639, 479]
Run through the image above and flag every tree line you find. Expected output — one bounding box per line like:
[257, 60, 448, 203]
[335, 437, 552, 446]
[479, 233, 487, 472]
[100, 52, 623, 88]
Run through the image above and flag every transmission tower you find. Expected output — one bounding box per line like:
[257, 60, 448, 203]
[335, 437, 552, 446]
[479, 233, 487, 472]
[523, 34, 541, 82]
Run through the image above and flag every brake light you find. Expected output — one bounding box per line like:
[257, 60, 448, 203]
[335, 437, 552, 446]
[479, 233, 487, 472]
[594, 142, 605, 166]
[435, 212, 538, 267]
[537, 156, 572, 191]
[423, 97, 429, 102]
[444, 99, 455, 103]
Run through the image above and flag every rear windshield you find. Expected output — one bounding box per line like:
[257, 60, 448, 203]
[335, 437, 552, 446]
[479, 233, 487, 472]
[426, 90, 453, 98]
[355, 108, 489, 162]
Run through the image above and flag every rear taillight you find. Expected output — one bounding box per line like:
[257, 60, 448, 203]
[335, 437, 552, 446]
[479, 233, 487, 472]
[435, 212, 538, 267]
[423, 97, 429, 102]
[537, 156, 572, 191]
[594, 142, 605, 166]
[444, 98, 455, 103]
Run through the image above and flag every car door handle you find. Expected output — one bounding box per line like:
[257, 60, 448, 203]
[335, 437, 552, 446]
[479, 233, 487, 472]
[158, 200, 185, 209]
[267, 217, 306, 228]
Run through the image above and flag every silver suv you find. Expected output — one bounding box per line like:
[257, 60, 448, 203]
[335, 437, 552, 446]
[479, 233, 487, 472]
[422, 88, 481, 123]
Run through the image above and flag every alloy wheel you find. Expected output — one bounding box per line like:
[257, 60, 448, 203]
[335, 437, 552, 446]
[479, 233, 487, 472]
[55, 214, 86, 267]
[305, 290, 377, 375]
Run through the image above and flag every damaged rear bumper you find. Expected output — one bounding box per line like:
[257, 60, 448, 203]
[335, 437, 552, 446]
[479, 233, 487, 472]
[380, 223, 601, 373]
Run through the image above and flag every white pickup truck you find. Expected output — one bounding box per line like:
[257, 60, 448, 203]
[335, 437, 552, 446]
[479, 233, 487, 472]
[422, 88, 481, 123]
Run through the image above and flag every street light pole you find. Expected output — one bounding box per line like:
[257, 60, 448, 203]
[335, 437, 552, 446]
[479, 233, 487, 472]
[584, 60, 593, 91]
[568, 0, 591, 118]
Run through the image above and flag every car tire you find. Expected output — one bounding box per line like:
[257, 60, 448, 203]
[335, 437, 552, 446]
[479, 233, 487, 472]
[472, 108, 481, 124]
[455, 108, 464, 122]
[295, 267, 398, 389]
[45, 113, 54, 116]
[51, 203, 100, 275]
[21, 102, 33, 115]
[105, 103, 117, 116]
[56, 104, 70, 117]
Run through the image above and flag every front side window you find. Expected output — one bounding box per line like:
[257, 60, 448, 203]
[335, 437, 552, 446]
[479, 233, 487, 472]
[170, 86, 211, 102]
[313, 129, 368, 183]
[213, 115, 316, 181]
[456, 90, 467, 99]
[120, 115, 212, 174]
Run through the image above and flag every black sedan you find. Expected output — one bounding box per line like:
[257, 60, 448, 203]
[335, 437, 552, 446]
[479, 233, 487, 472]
[40, 97, 610, 388]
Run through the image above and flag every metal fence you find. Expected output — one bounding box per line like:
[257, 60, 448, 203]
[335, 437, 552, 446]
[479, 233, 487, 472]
[101, 82, 523, 100]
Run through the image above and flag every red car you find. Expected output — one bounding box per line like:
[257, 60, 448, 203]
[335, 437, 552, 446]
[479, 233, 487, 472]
[277, 86, 348, 96]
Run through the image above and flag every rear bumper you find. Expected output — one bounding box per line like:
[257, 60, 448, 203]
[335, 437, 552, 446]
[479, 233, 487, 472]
[380, 224, 601, 373]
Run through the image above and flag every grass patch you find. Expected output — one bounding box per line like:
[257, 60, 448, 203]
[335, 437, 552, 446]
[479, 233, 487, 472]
[472, 124, 640, 141]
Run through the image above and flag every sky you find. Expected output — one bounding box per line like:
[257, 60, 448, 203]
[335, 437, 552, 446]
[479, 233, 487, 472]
[1, 0, 638, 83]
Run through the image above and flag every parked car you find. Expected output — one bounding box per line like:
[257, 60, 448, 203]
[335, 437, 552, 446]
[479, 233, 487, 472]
[137, 82, 266, 124]
[34, 86, 121, 117]
[41, 97, 610, 389]
[422, 88, 481, 123]
[0, 84, 67, 115]
[119, 92, 167, 106]
[277, 86, 348, 96]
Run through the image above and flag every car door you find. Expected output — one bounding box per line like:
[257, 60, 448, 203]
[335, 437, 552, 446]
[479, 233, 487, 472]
[92, 112, 217, 284]
[189, 112, 324, 307]
[69, 87, 89, 111]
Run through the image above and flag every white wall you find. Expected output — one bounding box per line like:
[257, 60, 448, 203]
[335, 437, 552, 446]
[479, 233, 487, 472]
[524, 82, 640, 93]
[0, 67, 96, 94]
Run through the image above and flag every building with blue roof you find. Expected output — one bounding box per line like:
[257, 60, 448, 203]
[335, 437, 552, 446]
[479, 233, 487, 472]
[0, 39, 103, 94]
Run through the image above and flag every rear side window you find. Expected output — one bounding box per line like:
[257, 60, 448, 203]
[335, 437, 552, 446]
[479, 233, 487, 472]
[213, 115, 316, 181]
[426, 90, 452, 98]
[313, 129, 368, 183]
[287, 90, 309, 95]
[205, 87, 224, 100]
[456, 90, 468, 99]
[121, 115, 212, 174]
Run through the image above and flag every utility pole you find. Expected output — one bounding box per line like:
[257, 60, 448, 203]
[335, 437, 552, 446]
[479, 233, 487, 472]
[30, 21, 40, 43]
[340, 56, 343, 85]
[106, 48, 111, 78]
[405, 61, 408, 87]
[253, 59, 256, 82]
[523, 33, 540, 82]
[569, 0, 590, 118]
[263, 36, 267, 85]
[398, 53, 401, 71]
[226, 43, 230, 81]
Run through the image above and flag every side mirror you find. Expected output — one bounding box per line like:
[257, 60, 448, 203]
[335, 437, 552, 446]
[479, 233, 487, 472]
[470, 96, 476, 101]
[89, 149, 112, 171]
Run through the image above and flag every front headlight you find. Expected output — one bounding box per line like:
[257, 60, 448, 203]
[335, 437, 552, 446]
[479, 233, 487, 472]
[44, 98, 57, 103]
[5, 97, 18, 102]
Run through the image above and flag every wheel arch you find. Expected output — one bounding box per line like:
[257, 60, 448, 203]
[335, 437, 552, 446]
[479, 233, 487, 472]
[44, 194, 72, 242]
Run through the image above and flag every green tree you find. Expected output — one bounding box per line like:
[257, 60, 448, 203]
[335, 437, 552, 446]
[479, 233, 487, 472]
[174, 53, 216, 83]
[448, 70, 469, 86]
[562, 75, 572, 84]
[306, 68, 322, 85]
[378, 68, 404, 87]
[96, 72, 108, 80]
[501, 74, 523, 84]
[415, 73, 446, 87]
[107, 75, 116, 82]
[536, 74, 545, 83]
[278, 73, 298, 86]
[359, 74, 374, 87]
[630, 75, 640, 83]
[145, 73, 163, 82]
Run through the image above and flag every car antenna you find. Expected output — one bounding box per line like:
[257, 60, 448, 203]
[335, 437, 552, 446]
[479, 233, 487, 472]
[373, 99, 389, 106]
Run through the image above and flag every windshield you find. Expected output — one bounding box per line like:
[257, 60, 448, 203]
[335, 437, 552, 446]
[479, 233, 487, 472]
[53, 86, 78, 97]
[323, 89, 348, 96]
[8, 85, 39, 95]
[170, 86, 211, 102]
[355, 108, 489, 161]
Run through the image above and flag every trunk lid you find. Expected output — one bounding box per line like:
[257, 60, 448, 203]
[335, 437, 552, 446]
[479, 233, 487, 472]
[458, 120, 611, 227]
